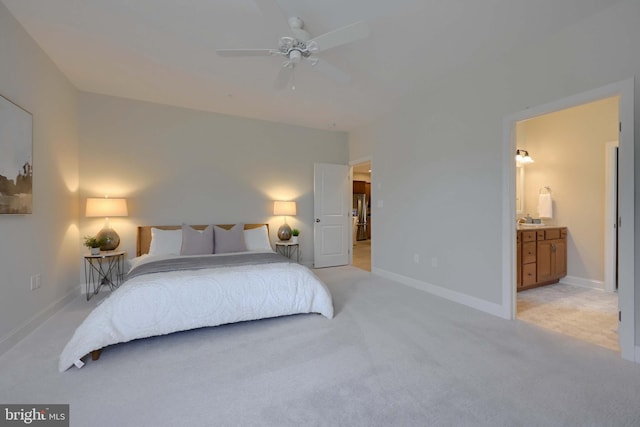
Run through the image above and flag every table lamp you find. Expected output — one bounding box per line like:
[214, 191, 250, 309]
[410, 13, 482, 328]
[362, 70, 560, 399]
[273, 200, 296, 241]
[86, 197, 128, 250]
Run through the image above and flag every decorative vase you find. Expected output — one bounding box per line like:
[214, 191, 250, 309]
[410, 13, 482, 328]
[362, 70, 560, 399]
[90, 247, 100, 255]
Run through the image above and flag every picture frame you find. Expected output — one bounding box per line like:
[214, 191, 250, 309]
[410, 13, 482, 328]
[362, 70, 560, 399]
[0, 94, 33, 214]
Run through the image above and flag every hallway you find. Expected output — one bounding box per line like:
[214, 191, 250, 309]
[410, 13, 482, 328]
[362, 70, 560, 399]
[352, 240, 371, 272]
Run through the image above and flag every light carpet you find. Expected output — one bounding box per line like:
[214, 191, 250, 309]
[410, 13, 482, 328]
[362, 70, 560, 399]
[1, 266, 640, 426]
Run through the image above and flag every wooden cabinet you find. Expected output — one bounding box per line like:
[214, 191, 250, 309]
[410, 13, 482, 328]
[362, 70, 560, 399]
[353, 180, 366, 194]
[516, 227, 567, 291]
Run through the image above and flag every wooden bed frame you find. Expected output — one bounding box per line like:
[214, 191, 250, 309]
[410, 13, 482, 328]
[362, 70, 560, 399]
[88, 223, 269, 362]
[136, 223, 269, 256]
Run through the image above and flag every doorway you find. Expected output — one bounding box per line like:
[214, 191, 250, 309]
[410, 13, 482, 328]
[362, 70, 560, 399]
[351, 160, 371, 271]
[514, 97, 619, 352]
[502, 79, 635, 362]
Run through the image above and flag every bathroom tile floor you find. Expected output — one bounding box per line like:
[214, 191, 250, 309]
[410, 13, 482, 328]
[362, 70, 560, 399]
[517, 282, 619, 352]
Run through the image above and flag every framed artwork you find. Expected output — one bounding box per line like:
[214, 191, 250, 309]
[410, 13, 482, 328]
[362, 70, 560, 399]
[0, 94, 33, 214]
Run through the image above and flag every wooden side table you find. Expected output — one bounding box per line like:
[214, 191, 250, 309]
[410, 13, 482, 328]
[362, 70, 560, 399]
[84, 251, 126, 300]
[275, 241, 299, 262]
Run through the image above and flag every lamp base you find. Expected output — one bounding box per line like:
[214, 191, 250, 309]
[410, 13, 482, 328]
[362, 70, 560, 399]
[277, 223, 292, 241]
[97, 226, 120, 251]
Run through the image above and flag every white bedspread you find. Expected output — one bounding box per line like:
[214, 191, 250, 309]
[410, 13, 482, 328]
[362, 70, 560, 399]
[59, 257, 333, 371]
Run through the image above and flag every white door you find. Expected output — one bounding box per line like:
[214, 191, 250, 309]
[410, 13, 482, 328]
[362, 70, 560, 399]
[314, 163, 351, 268]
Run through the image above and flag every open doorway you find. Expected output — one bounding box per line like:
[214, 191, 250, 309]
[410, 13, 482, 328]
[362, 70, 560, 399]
[513, 96, 620, 352]
[352, 161, 371, 271]
[503, 79, 635, 362]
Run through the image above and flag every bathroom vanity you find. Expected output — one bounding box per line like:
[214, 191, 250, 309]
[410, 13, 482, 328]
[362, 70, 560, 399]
[516, 226, 567, 291]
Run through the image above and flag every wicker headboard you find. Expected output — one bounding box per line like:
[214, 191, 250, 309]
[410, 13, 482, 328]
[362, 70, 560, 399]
[136, 224, 269, 257]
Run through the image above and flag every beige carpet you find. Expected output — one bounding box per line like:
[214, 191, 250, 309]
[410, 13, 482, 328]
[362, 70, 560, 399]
[517, 283, 619, 352]
[2, 267, 640, 426]
[352, 239, 371, 271]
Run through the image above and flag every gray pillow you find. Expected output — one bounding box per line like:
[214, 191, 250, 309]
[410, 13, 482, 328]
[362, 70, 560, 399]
[180, 224, 214, 255]
[214, 223, 247, 253]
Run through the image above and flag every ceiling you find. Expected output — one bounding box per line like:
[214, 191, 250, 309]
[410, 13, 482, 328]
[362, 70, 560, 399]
[1, 0, 619, 132]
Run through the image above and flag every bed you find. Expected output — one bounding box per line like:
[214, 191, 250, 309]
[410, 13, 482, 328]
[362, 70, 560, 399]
[59, 223, 334, 372]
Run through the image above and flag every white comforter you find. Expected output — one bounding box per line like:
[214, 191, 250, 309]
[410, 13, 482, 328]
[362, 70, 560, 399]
[59, 254, 333, 371]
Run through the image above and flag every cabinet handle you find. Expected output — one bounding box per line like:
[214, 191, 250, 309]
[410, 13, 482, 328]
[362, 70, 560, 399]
[551, 243, 556, 252]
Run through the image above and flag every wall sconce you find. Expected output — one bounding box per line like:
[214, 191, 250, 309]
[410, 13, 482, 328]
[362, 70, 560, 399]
[86, 197, 128, 250]
[273, 200, 296, 241]
[515, 149, 534, 165]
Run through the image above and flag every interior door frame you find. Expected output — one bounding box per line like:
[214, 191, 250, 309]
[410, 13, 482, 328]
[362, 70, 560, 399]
[501, 78, 635, 362]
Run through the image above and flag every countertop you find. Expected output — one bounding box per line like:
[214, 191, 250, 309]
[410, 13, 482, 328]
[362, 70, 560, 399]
[516, 224, 566, 231]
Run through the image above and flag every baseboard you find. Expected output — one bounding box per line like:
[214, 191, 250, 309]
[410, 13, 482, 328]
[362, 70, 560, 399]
[635, 346, 640, 364]
[0, 286, 80, 357]
[560, 275, 605, 290]
[372, 268, 506, 318]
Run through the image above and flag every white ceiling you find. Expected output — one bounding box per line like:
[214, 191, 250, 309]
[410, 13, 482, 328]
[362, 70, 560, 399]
[1, 0, 620, 132]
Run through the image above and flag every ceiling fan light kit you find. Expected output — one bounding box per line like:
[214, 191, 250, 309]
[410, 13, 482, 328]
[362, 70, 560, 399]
[217, 10, 369, 90]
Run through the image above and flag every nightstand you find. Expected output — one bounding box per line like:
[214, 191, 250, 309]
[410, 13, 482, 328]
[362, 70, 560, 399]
[84, 251, 126, 300]
[275, 241, 299, 262]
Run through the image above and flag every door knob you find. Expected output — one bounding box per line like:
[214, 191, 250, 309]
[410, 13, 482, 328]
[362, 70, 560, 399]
[315, 218, 321, 223]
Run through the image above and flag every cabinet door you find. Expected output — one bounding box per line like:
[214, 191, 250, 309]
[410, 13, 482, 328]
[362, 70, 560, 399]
[553, 239, 567, 278]
[537, 240, 554, 283]
[522, 263, 537, 286]
[522, 242, 536, 264]
[353, 180, 366, 193]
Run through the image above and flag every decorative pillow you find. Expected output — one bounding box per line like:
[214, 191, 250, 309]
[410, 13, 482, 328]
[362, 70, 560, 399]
[181, 224, 214, 255]
[244, 225, 272, 252]
[213, 223, 247, 253]
[148, 228, 183, 256]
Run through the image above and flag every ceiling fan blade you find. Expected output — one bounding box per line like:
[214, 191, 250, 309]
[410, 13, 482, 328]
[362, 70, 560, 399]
[311, 58, 351, 85]
[308, 21, 369, 52]
[216, 49, 277, 57]
[274, 65, 294, 90]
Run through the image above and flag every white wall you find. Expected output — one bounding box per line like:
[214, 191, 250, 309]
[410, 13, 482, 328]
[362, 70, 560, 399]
[349, 0, 640, 337]
[520, 97, 619, 285]
[0, 3, 80, 353]
[77, 92, 348, 266]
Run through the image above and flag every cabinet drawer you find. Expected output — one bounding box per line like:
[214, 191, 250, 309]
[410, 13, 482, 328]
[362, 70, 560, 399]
[537, 231, 545, 240]
[522, 231, 537, 242]
[522, 263, 537, 286]
[522, 242, 536, 264]
[516, 232, 521, 243]
[545, 229, 561, 240]
[560, 228, 567, 238]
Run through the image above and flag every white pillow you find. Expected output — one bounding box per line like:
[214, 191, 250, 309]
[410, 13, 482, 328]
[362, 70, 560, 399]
[244, 226, 272, 252]
[149, 228, 183, 256]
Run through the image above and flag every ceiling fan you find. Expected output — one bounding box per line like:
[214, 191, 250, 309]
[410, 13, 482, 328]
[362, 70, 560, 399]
[216, 14, 369, 90]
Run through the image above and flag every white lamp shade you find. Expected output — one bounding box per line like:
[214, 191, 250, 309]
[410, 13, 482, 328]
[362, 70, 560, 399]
[273, 201, 296, 216]
[86, 198, 128, 217]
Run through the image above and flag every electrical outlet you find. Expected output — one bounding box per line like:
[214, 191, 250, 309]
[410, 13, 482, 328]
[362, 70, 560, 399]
[30, 274, 41, 290]
[413, 253, 420, 264]
[431, 257, 438, 268]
